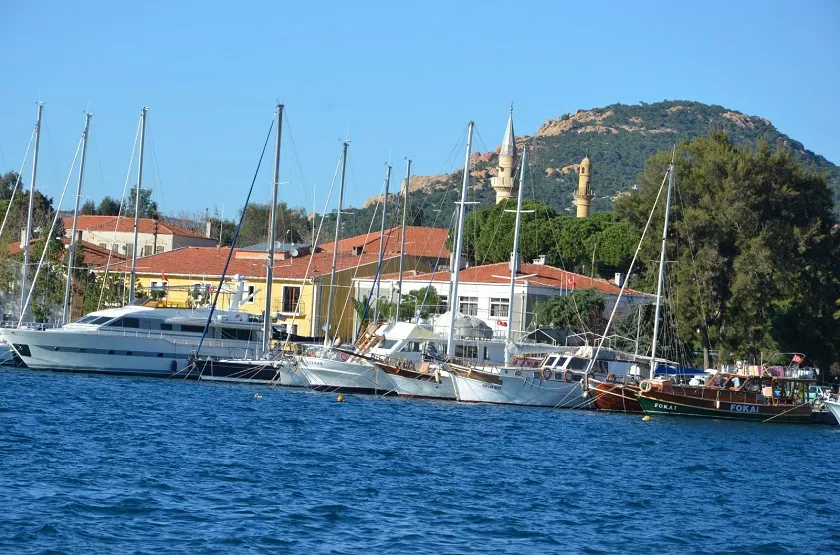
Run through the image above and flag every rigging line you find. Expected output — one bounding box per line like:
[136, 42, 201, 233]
[332, 192, 382, 342]
[19, 135, 83, 326]
[409, 124, 468, 228]
[0, 128, 36, 240]
[584, 168, 671, 376]
[195, 116, 275, 357]
[414, 209, 457, 324]
[145, 121, 167, 216]
[276, 147, 343, 358]
[43, 121, 64, 198]
[281, 110, 313, 214]
[98, 117, 142, 310]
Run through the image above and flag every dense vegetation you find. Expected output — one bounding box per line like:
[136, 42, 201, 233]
[615, 132, 840, 370]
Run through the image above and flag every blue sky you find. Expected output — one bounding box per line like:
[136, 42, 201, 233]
[1, 0, 838, 220]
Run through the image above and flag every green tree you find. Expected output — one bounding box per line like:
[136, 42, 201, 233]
[96, 196, 121, 216]
[534, 288, 607, 335]
[122, 186, 159, 219]
[79, 199, 97, 215]
[615, 132, 840, 369]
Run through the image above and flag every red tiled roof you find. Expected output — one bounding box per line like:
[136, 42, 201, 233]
[319, 226, 449, 258]
[65, 216, 210, 239]
[9, 238, 126, 269]
[108, 246, 397, 280]
[376, 262, 648, 296]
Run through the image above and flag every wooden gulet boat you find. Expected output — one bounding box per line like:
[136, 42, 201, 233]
[637, 373, 821, 424]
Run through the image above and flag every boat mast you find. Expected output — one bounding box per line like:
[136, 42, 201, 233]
[372, 163, 391, 324]
[263, 103, 284, 355]
[324, 141, 349, 343]
[649, 162, 675, 375]
[395, 159, 411, 320]
[62, 112, 93, 324]
[504, 141, 526, 364]
[129, 107, 147, 302]
[20, 102, 43, 319]
[446, 121, 474, 357]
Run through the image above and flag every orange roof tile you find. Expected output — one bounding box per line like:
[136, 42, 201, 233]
[9, 238, 126, 270]
[108, 246, 397, 281]
[376, 262, 648, 296]
[65, 216, 210, 239]
[319, 226, 449, 258]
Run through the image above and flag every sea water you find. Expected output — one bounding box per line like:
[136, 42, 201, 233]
[1, 368, 838, 554]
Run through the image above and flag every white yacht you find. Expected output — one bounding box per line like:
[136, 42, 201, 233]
[448, 348, 640, 408]
[0, 299, 263, 377]
[825, 398, 840, 425]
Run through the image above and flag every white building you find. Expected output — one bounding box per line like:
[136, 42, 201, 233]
[353, 261, 651, 342]
[61, 215, 216, 258]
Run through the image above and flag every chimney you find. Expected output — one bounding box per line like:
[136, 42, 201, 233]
[20, 228, 26, 247]
[614, 273, 624, 287]
[351, 245, 364, 256]
[532, 255, 547, 265]
[205, 219, 212, 238]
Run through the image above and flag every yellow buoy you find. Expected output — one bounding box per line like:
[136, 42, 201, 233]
[642, 415, 650, 421]
[337, 395, 345, 403]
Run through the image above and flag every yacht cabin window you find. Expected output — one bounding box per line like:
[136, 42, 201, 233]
[544, 356, 559, 368]
[455, 345, 478, 359]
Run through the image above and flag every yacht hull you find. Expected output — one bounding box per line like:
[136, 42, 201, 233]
[592, 381, 642, 413]
[824, 400, 840, 425]
[296, 356, 396, 395]
[451, 372, 593, 408]
[197, 359, 309, 387]
[377, 364, 456, 400]
[0, 328, 259, 377]
[637, 391, 813, 423]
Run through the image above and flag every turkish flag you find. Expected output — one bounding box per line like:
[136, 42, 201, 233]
[567, 277, 575, 287]
[498, 320, 508, 327]
[161, 273, 168, 282]
[792, 354, 804, 364]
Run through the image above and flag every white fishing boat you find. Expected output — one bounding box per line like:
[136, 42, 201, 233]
[0, 297, 263, 376]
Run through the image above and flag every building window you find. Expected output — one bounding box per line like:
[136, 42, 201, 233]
[244, 285, 256, 304]
[150, 280, 168, 293]
[458, 296, 478, 316]
[98, 243, 107, 249]
[282, 286, 301, 313]
[111, 243, 119, 253]
[490, 297, 509, 317]
[438, 295, 448, 312]
[155, 246, 164, 254]
[455, 345, 478, 359]
[143, 245, 153, 256]
[124, 243, 133, 258]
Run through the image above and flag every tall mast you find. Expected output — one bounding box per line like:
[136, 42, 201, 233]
[504, 141, 526, 364]
[263, 104, 284, 355]
[446, 121, 474, 356]
[372, 164, 391, 324]
[649, 162, 674, 375]
[129, 107, 147, 302]
[20, 102, 43, 319]
[395, 159, 411, 320]
[324, 141, 349, 343]
[62, 112, 93, 324]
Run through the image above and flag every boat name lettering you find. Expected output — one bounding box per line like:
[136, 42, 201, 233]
[729, 404, 759, 414]
[653, 402, 676, 411]
[481, 384, 502, 390]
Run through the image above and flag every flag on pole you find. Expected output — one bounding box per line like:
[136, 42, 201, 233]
[791, 354, 804, 364]
[161, 272, 168, 282]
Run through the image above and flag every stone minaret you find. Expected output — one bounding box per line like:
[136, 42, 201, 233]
[575, 156, 593, 218]
[490, 108, 517, 204]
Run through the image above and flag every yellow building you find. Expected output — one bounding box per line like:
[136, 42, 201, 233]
[107, 226, 450, 341]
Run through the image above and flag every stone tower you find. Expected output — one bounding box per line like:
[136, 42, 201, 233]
[575, 156, 593, 218]
[490, 108, 517, 204]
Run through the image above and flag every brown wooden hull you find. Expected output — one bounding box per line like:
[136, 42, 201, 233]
[638, 389, 813, 423]
[593, 382, 642, 413]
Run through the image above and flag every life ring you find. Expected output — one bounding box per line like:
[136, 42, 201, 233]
[606, 373, 616, 384]
[564, 370, 573, 383]
[639, 379, 652, 392]
[541, 367, 552, 380]
[338, 351, 350, 362]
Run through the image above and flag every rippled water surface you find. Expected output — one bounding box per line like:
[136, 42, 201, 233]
[1, 368, 838, 554]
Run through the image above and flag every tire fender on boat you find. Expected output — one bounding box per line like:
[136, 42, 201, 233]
[541, 367, 552, 380]
[606, 373, 617, 383]
[639, 379, 652, 392]
[170, 360, 178, 373]
[564, 370, 573, 383]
